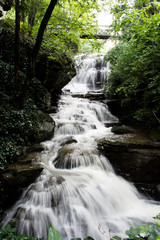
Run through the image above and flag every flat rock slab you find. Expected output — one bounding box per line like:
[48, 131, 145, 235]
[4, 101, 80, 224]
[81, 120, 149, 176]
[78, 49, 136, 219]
[72, 92, 106, 101]
[98, 131, 160, 200]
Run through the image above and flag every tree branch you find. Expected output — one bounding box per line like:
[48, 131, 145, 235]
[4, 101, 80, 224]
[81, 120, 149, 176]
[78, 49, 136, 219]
[32, 0, 58, 62]
[153, 111, 160, 124]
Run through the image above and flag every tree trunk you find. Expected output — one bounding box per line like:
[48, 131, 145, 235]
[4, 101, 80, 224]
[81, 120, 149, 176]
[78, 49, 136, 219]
[28, 0, 37, 32]
[31, 0, 58, 78]
[15, 0, 20, 93]
[20, 0, 25, 22]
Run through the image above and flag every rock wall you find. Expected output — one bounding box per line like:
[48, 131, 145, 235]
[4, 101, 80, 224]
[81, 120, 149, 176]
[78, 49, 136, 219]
[36, 54, 76, 97]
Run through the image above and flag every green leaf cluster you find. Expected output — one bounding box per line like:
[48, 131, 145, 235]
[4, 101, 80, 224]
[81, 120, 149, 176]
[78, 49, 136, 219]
[104, 0, 160, 133]
[48, 225, 94, 240]
[0, 59, 50, 168]
[0, 224, 42, 240]
[3, 0, 103, 56]
[125, 220, 160, 240]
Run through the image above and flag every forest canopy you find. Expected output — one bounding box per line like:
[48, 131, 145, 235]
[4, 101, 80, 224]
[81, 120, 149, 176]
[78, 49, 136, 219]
[1, 0, 105, 56]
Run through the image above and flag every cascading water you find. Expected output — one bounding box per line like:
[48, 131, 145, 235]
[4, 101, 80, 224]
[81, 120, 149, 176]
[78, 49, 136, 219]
[3, 54, 159, 240]
[64, 53, 110, 93]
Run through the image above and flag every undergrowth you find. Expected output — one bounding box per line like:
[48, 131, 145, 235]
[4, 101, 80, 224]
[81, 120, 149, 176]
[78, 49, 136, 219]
[0, 216, 160, 240]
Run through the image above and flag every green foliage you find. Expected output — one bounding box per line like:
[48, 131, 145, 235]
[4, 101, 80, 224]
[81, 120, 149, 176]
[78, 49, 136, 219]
[104, 1, 160, 130]
[125, 222, 160, 240]
[48, 225, 94, 240]
[0, 137, 17, 169]
[0, 60, 50, 168]
[0, 224, 42, 240]
[3, 0, 104, 56]
[0, 104, 41, 168]
[80, 39, 104, 53]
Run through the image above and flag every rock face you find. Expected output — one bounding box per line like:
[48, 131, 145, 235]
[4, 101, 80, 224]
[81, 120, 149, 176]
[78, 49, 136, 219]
[111, 125, 136, 134]
[36, 54, 76, 97]
[98, 132, 160, 201]
[0, 145, 44, 219]
[37, 110, 55, 142]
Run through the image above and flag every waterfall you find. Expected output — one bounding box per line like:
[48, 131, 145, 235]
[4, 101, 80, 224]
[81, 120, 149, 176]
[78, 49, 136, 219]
[64, 53, 110, 93]
[3, 54, 159, 240]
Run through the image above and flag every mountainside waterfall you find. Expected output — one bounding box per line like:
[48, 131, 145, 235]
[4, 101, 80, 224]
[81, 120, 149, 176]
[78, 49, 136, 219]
[3, 54, 159, 240]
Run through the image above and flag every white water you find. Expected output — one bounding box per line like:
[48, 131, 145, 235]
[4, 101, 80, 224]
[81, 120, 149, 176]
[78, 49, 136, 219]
[64, 53, 110, 93]
[3, 54, 159, 240]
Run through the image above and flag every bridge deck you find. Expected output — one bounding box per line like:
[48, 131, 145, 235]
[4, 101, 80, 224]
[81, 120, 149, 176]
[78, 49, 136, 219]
[80, 34, 111, 39]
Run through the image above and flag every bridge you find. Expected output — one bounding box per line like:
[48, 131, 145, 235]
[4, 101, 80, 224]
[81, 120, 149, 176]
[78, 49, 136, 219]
[80, 34, 110, 39]
[80, 25, 111, 39]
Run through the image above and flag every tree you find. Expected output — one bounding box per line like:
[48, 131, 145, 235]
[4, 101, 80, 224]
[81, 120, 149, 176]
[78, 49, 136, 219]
[3, 0, 103, 78]
[105, 0, 160, 132]
[30, 0, 58, 77]
[15, 0, 20, 93]
[29, 0, 101, 76]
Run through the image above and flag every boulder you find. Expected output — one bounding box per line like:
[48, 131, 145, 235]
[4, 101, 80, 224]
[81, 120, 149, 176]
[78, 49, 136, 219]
[98, 134, 160, 200]
[111, 125, 135, 134]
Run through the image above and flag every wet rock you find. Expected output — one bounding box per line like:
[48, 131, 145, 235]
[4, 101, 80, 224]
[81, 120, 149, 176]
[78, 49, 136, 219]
[36, 54, 76, 95]
[104, 122, 121, 128]
[0, 163, 43, 214]
[72, 92, 106, 101]
[37, 110, 55, 142]
[27, 143, 45, 153]
[84, 92, 106, 101]
[57, 176, 65, 184]
[64, 138, 77, 145]
[111, 125, 135, 134]
[0, 146, 44, 217]
[44, 106, 58, 114]
[98, 135, 160, 200]
[134, 183, 160, 200]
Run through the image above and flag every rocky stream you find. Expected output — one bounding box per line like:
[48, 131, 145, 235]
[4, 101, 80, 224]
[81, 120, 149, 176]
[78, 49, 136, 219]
[1, 54, 160, 240]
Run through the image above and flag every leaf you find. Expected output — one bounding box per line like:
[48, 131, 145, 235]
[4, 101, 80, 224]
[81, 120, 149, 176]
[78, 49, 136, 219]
[112, 236, 122, 240]
[84, 237, 94, 240]
[48, 224, 63, 240]
[148, 233, 159, 240]
[71, 238, 82, 240]
[125, 226, 141, 238]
